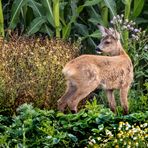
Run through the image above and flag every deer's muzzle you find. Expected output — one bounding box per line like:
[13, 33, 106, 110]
[95, 47, 102, 54]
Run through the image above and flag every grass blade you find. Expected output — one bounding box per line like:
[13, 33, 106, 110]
[41, 0, 54, 27]
[9, 0, 28, 29]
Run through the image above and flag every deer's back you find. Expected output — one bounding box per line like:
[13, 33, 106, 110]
[63, 55, 133, 89]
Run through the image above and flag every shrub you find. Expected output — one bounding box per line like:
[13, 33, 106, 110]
[0, 34, 79, 114]
[0, 103, 147, 147]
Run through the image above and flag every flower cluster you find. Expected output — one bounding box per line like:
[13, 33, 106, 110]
[110, 14, 142, 41]
[87, 122, 148, 148]
[115, 122, 148, 147]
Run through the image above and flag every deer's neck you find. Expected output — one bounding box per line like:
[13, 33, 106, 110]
[111, 41, 127, 56]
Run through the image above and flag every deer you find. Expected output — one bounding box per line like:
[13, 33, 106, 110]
[57, 25, 133, 115]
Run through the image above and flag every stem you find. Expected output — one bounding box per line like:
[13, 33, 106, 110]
[53, 0, 60, 38]
[123, 0, 132, 51]
[0, 0, 4, 37]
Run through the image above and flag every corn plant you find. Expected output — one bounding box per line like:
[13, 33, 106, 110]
[0, 0, 4, 37]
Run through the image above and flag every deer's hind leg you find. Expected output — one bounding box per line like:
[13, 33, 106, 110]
[67, 80, 99, 113]
[57, 80, 77, 112]
[120, 86, 129, 115]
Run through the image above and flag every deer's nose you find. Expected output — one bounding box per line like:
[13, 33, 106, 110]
[95, 47, 102, 53]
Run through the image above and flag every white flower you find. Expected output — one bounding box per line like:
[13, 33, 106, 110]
[134, 29, 139, 33]
[130, 27, 134, 31]
[46, 136, 52, 139]
[97, 137, 101, 141]
[125, 19, 129, 23]
[117, 15, 120, 19]
[113, 16, 117, 20]
[143, 123, 148, 127]
[122, 25, 127, 29]
[91, 139, 96, 144]
[133, 136, 137, 140]
[119, 19, 122, 24]
[110, 20, 114, 24]
[127, 24, 131, 28]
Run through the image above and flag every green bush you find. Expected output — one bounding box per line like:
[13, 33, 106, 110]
[0, 34, 79, 114]
[0, 103, 147, 147]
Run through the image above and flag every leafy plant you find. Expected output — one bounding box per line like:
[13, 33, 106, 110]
[0, 103, 147, 147]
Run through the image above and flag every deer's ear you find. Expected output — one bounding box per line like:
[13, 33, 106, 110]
[114, 30, 120, 40]
[108, 28, 120, 40]
[97, 25, 110, 37]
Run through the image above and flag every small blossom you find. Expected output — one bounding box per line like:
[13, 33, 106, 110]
[134, 29, 139, 33]
[91, 139, 96, 144]
[117, 15, 120, 19]
[115, 145, 119, 148]
[122, 25, 127, 29]
[133, 136, 137, 140]
[127, 24, 131, 28]
[110, 20, 114, 24]
[119, 19, 122, 24]
[125, 19, 128, 23]
[143, 123, 148, 127]
[97, 137, 101, 141]
[113, 16, 116, 20]
[130, 27, 134, 31]
[88, 141, 93, 146]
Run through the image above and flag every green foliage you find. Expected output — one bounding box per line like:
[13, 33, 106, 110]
[129, 83, 148, 113]
[0, 103, 147, 147]
[0, 35, 79, 114]
[2, 0, 147, 52]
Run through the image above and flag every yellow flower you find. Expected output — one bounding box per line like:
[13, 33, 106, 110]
[115, 145, 119, 148]
[117, 133, 122, 138]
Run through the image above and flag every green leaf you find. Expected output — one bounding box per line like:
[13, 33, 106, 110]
[28, 0, 44, 17]
[84, 0, 102, 6]
[75, 23, 89, 36]
[104, 0, 117, 16]
[27, 17, 46, 35]
[62, 23, 72, 40]
[9, 0, 28, 29]
[132, 0, 144, 19]
[41, 0, 54, 27]
[88, 7, 103, 25]
[88, 17, 103, 25]
[136, 18, 148, 24]
[89, 30, 101, 39]
[40, 24, 54, 37]
[68, 134, 78, 142]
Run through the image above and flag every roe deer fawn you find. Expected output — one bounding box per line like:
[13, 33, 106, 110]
[57, 25, 133, 115]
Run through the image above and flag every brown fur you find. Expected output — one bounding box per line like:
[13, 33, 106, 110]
[57, 26, 133, 115]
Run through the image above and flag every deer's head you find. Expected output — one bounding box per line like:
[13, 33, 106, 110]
[96, 25, 122, 56]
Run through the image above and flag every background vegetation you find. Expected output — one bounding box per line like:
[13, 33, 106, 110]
[0, 0, 148, 147]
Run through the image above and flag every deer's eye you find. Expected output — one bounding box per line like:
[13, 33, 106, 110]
[105, 41, 111, 44]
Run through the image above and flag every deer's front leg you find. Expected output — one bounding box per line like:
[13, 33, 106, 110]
[106, 89, 116, 113]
